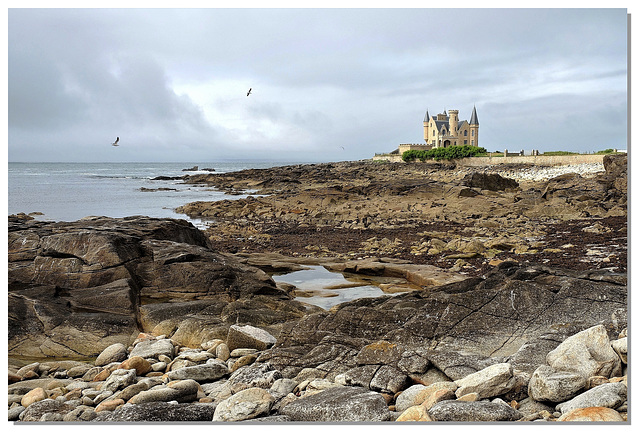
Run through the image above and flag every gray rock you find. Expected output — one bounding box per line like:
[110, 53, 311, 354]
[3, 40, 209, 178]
[395, 384, 428, 413]
[462, 172, 519, 191]
[151, 361, 167, 372]
[343, 364, 378, 389]
[426, 350, 505, 381]
[130, 338, 175, 360]
[62, 405, 97, 421]
[100, 369, 137, 392]
[227, 324, 277, 351]
[93, 390, 114, 404]
[212, 387, 275, 421]
[93, 402, 216, 422]
[127, 379, 200, 404]
[8, 394, 23, 406]
[427, 400, 522, 421]
[230, 348, 259, 358]
[8, 406, 26, 421]
[112, 379, 158, 402]
[397, 349, 431, 374]
[204, 380, 234, 402]
[547, 325, 622, 379]
[516, 397, 555, 419]
[611, 337, 627, 364]
[280, 386, 390, 422]
[16, 362, 40, 378]
[228, 363, 282, 390]
[66, 363, 95, 378]
[528, 365, 586, 402]
[369, 364, 410, 394]
[40, 412, 65, 421]
[95, 343, 128, 366]
[269, 378, 298, 397]
[18, 399, 76, 422]
[165, 360, 229, 382]
[395, 381, 458, 413]
[556, 382, 627, 414]
[454, 363, 516, 399]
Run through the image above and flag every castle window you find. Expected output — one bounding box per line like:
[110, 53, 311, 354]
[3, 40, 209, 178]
[464, 140, 467, 145]
[471, 130, 475, 136]
[464, 130, 468, 136]
[471, 140, 475, 145]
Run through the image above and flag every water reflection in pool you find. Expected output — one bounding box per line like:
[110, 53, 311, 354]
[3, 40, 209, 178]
[272, 265, 414, 310]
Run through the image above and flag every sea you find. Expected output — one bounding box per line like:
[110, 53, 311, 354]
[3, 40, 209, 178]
[7, 161, 306, 228]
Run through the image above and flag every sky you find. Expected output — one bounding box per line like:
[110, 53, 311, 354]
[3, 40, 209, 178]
[6, 6, 630, 163]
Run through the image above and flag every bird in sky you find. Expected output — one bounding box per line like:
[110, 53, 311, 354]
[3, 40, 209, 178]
[247, 88, 252, 96]
[111, 137, 120, 146]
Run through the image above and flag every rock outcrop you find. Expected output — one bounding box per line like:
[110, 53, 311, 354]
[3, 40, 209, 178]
[258, 261, 626, 380]
[8, 216, 309, 359]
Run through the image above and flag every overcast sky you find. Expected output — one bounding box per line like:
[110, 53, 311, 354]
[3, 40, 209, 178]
[7, 7, 629, 163]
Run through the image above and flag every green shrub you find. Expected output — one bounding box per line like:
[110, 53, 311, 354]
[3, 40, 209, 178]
[402, 145, 487, 162]
[595, 148, 616, 154]
[542, 151, 579, 156]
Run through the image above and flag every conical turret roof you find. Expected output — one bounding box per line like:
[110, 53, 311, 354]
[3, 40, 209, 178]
[470, 105, 479, 125]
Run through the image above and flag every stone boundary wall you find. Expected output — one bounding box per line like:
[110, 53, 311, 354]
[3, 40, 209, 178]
[372, 153, 606, 166]
[456, 154, 605, 167]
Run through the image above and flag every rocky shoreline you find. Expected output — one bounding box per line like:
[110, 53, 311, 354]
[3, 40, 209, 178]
[8, 324, 628, 422]
[8, 154, 628, 422]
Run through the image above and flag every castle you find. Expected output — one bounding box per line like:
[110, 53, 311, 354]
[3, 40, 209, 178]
[424, 107, 479, 148]
[393, 107, 480, 157]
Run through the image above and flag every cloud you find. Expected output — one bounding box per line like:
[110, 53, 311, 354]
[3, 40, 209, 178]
[8, 8, 629, 162]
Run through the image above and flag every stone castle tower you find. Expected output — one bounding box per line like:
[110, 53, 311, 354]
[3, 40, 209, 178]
[423, 106, 479, 148]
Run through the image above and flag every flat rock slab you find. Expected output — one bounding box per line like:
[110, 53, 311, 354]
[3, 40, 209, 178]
[259, 262, 626, 379]
[427, 400, 523, 422]
[93, 402, 216, 422]
[280, 386, 390, 422]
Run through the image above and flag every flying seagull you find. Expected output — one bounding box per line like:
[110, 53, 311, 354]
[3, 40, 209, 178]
[111, 137, 120, 146]
[247, 88, 252, 96]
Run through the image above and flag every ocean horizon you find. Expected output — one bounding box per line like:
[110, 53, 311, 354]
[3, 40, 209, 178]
[7, 161, 314, 227]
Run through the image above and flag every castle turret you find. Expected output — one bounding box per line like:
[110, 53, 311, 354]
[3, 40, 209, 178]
[469, 105, 479, 147]
[448, 110, 459, 140]
[423, 109, 430, 143]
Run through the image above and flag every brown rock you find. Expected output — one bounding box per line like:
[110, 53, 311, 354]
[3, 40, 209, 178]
[557, 406, 624, 422]
[95, 398, 125, 412]
[396, 405, 433, 422]
[21, 387, 48, 407]
[119, 356, 152, 376]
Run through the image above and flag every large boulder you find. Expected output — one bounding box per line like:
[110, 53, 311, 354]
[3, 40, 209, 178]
[427, 400, 522, 422]
[280, 386, 390, 422]
[546, 325, 622, 379]
[527, 365, 586, 402]
[556, 382, 627, 415]
[8, 216, 306, 359]
[93, 402, 216, 422]
[226, 324, 277, 351]
[462, 172, 519, 191]
[212, 387, 275, 421]
[454, 363, 517, 399]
